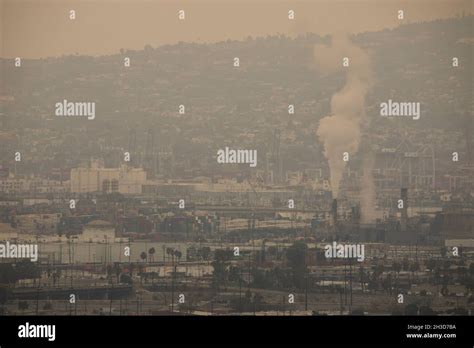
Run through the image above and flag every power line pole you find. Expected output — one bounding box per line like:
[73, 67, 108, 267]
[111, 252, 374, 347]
[305, 275, 308, 311]
[171, 254, 175, 313]
[239, 267, 242, 313]
[344, 261, 347, 305]
[35, 287, 39, 315]
[350, 260, 353, 310]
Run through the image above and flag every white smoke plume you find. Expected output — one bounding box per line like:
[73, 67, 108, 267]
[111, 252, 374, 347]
[315, 35, 372, 199]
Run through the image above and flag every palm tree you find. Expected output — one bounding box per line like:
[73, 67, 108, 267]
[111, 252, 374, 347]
[0, 287, 11, 314]
[358, 266, 365, 292]
[140, 251, 147, 263]
[425, 258, 436, 272]
[18, 301, 29, 313]
[392, 261, 402, 275]
[166, 248, 174, 263]
[174, 250, 182, 263]
[409, 261, 419, 282]
[114, 264, 121, 283]
[148, 247, 156, 262]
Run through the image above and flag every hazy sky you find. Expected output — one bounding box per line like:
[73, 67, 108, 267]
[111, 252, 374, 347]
[1, 0, 472, 58]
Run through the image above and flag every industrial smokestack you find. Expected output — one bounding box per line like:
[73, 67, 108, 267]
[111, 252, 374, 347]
[400, 188, 408, 232]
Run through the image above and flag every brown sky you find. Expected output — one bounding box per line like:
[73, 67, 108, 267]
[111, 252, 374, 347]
[1, 0, 472, 58]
